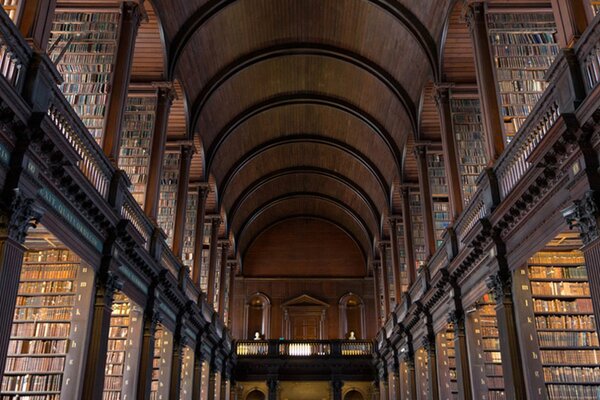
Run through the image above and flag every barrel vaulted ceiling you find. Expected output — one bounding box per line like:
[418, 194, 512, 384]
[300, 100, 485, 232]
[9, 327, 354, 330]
[146, 0, 457, 264]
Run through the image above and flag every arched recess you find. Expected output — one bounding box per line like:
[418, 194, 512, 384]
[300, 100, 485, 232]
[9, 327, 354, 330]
[244, 292, 271, 340]
[343, 389, 366, 400]
[339, 293, 366, 339]
[245, 389, 266, 400]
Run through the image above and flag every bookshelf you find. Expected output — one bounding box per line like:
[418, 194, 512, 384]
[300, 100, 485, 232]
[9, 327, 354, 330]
[179, 346, 194, 400]
[49, 10, 119, 146]
[409, 190, 426, 270]
[436, 325, 458, 400]
[400, 358, 413, 400]
[150, 326, 173, 400]
[118, 93, 157, 208]
[515, 248, 600, 399]
[1, 249, 93, 400]
[182, 191, 198, 271]
[415, 347, 429, 400]
[486, 11, 559, 143]
[157, 151, 180, 248]
[468, 293, 506, 400]
[396, 222, 409, 295]
[103, 292, 142, 400]
[199, 222, 211, 293]
[591, 1, 600, 16]
[213, 248, 222, 311]
[385, 246, 397, 307]
[450, 97, 488, 205]
[427, 153, 451, 249]
[0, 0, 20, 21]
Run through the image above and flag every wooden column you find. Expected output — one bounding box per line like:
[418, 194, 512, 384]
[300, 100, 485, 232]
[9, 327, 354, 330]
[379, 241, 392, 313]
[372, 260, 383, 327]
[0, 195, 41, 375]
[192, 343, 208, 400]
[136, 292, 160, 400]
[487, 269, 527, 400]
[102, 1, 144, 161]
[434, 84, 463, 219]
[226, 262, 238, 326]
[551, 0, 589, 48]
[464, 1, 504, 161]
[267, 377, 278, 400]
[169, 322, 186, 400]
[81, 272, 123, 400]
[206, 217, 222, 308]
[218, 241, 230, 315]
[192, 185, 210, 288]
[448, 306, 472, 400]
[403, 353, 417, 400]
[172, 145, 194, 257]
[144, 85, 175, 219]
[18, 0, 56, 50]
[332, 379, 343, 400]
[400, 188, 417, 287]
[388, 217, 404, 302]
[391, 367, 401, 400]
[208, 369, 218, 400]
[422, 335, 439, 400]
[414, 145, 436, 259]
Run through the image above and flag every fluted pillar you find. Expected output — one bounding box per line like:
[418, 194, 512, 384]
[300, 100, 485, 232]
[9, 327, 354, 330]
[172, 145, 194, 257]
[388, 218, 404, 301]
[372, 260, 383, 327]
[400, 188, 416, 286]
[206, 217, 222, 308]
[378, 241, 391, 314]
[217, 241, 230, 315]
[192, 185, 210, 289]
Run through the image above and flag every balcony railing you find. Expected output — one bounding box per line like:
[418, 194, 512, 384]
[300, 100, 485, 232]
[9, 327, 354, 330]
[236, 340, 373, 357]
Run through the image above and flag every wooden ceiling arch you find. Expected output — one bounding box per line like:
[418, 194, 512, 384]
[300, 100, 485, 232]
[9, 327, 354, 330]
[235, 195, 374, 260]
[165, 0, 440, 81]
[204, 92, 403, 178]
[228, 167, 381, 230]
[186, 43, 419, 137]
[228, 173, 381, 238]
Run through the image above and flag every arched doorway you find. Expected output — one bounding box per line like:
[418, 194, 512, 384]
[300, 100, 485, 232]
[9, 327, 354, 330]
[343, 389, 364, 400]
[245, 293, 271, 339]
[339, 293, 365, 339]
[246, 389, 266, 400]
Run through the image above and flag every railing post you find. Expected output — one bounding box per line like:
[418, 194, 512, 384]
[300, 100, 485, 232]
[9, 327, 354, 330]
[546, 48, 586, 112]
[268, 340, 278, 356]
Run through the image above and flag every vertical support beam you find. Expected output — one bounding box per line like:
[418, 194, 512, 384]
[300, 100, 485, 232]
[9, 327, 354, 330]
[136, 292, 160, 400]
[391, 366, 401, 400]
[434, 84, 464, 218]
[551, 0, 589, 48]
[0, 195, 41, 375]
[207, 368, 218, 400]
[372, 260, 383, 327]
[144, 85, 175, 219]
[192, 344, 207, 400]
[487, 267, 527, 400]
[169, 323, 186, 400]
[388, 217, 404, 302]
[464, 1, 505, 161]
[448, 300, 472, 400]
[403, 353, 417, 400]
[18, 0, 56, 49]
[172, 145, 194, 257]
[206, 217, 222, 308]
[332, 379, 343, 400]
[379, 241, 391, 314]
[422, 335, 439, 400]
[102, 1, 144, 161]
[400, 188, 416, 286]
[414, 145, 436, 259]
[192, 185, 210, 288]
[267, 377, 278, 400]
[218, 241, 230, 315]
[226, 262, 238, 326]
[81, 272, 123, 400]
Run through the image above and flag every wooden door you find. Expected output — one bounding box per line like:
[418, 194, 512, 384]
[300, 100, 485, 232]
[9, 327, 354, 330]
[291, 316, 319, 339]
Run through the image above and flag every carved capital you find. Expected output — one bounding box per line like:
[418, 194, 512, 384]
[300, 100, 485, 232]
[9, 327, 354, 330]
[563, 190, 600, 246]
[463, 1, 485, 33]
[0, 191, 42, 243]
[123, 1, 147, 28]
[486, 270, 512, 303]
[447, 309, 464, 327]
[413, 144, 427, 159]
[154, 82, 176, 109]
[104, 271, 124, 298]
[433, 82, 454, 108]
[332, 379, 344, 392]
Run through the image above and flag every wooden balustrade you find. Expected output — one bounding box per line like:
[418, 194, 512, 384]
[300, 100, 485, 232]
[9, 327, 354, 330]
[121, 200, 152, 249]
[161, 246, 181, 280]
[235, 340, 373, 357]
[0, 6, 29, 87]
[577, 13, 600, 92]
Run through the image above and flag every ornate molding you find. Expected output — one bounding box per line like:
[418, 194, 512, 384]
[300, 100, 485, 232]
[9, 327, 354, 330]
[486, 270, 512, 302]
[0, 191, 42, 242]
[563, 190, 600, 246]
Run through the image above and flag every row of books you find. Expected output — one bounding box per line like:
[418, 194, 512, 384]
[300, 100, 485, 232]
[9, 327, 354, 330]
[546, 384, 600, 400]
[529, 265, 587, 279]
[536, 315, 596, 330]
[103, 294, 132, 400]
[23, 250, 77, 263]
[490, 32, 556, 46]
[498, 80, 546, 93]
[543, 366, 600, 383]
[5, 356, 65, 372]
[533, 298, 593, 313]
[541, 350, 600, 365]
[538, 331, 599, 347]
[1, 374, 62, 393]
[13, 306, 73, 321]
[531, 281, 590, 297]
[500, 92, 544, 105]
[8, 339, 69, 355]
[18, 281, 74, 294]
[530, 253, 585, 265]
[11, 323, 70, 338]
